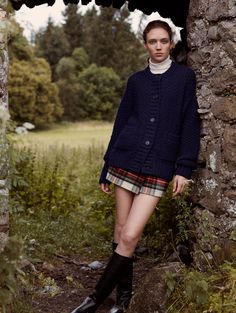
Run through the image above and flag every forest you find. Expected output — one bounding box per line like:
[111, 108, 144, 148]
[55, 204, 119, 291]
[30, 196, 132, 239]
[8, 4, 146, 128]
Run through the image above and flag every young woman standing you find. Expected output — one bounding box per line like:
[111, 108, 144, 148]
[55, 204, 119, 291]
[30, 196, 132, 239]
[70, 16, 201, 313]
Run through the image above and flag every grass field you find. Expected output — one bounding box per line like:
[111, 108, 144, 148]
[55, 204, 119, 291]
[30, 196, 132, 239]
[20, 121, 113, 148]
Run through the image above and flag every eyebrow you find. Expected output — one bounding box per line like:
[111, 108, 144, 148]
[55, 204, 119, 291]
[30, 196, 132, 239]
[147, 37, 169, 41]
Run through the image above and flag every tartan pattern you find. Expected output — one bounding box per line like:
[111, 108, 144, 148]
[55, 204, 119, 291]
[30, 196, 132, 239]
[106, 166, 169, 198]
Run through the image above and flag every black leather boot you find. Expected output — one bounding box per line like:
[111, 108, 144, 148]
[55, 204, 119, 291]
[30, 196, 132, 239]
[109, 242, 133, 313]
[70, 252, 132, 313]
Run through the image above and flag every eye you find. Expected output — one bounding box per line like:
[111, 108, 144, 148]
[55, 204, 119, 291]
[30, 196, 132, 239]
[148, 40, 156, 45]
[161, 39, 169, 44]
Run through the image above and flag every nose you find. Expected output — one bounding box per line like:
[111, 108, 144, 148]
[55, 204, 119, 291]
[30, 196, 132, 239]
[155, 41, 161, 49]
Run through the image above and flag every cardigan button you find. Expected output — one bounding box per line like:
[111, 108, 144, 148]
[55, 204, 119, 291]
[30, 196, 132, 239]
[150, 117, 155, 122]
[145, 140, 150, 146]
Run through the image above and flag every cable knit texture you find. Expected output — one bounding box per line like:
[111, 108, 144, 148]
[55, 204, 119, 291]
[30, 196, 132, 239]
[149, 56, 172, 74]
[99, 61, 201, 184]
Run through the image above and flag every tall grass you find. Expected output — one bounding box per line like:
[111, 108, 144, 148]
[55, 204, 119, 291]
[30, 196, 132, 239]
[10, 143, 115, 260]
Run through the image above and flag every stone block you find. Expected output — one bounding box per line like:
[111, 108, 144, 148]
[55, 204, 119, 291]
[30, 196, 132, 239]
[208, 25, 220, 41]
[188, 0, 210, 18]
[206, 141, 221, 173]
[218, 21, 236, 42]
[225, 40, 236, 64]
[211, 67, 236, 96]
[223, 126, 236, 168]
[212, 96, 236, 121]
[206, 0, 236, 21]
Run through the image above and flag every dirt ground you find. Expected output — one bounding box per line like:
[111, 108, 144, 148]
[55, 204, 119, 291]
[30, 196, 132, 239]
[31, 253, 156, 313]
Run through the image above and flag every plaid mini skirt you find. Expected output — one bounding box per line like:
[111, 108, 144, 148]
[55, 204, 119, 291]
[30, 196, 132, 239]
[106, 166, 169, 198]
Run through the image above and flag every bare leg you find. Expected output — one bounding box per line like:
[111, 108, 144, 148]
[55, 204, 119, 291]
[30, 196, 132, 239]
[116, 193, 160, 257]
[113, 185, 135, 244]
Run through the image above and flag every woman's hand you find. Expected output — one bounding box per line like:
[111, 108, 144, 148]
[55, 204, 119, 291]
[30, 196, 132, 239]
[172, 175, 190, 197]
[100, 183, 112, 195]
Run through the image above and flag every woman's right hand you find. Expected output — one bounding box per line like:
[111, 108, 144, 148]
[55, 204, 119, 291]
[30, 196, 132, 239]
[100, 183, 112, 195]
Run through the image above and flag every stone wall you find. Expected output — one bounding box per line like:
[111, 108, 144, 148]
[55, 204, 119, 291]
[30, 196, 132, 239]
[187, 0, 236, 269]
[0, 4, 9, 252]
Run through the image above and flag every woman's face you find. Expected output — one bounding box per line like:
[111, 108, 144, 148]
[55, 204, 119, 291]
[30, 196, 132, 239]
[145, 27, 173, 63]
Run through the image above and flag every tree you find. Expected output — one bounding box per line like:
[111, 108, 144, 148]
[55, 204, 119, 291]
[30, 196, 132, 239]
[8, 58, 63, 128]
[82, 5, 145, 81]
[56, 47, 90, 120]
[34, 17, 70, 80]
[62, 3, 84, 54]
[77, 63, 121, 120]
[8, 19, 34, 61]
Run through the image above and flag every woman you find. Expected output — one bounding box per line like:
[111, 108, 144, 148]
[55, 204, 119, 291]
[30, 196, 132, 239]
[71, 16, 201, 313]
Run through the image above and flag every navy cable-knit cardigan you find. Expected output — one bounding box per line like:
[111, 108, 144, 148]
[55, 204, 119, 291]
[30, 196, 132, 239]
[99, 61, 201, 184]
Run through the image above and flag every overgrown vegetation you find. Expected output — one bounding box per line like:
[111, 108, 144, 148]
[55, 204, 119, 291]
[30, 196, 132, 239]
[141, 181, 195, 258]
[0, 236, 23, 313]
[166, 262, 236, 312]
[9, 143, 115, 260]
[4, 125, 235, 313]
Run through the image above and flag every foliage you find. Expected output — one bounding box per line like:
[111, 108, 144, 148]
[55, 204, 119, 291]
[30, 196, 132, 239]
[36, 4, 145, 82]
[77, 63, 121, 120]
[142, 182, 194, 257]
[166, 262, 236, 313]
[62, 3, 84, 55]
[9, 142, 115, 260]
[8, 18, 34, 61]
[56, 47, 90, 120]
[56, 50, 121, 121]
[0, 236, 23, 313]
[34, 17, 70, 80]
[81, 5, 145, 81]
[8, 57, 63, 128]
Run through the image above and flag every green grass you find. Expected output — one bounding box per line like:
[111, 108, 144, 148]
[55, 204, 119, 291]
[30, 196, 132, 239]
[20, 121, 113, 148]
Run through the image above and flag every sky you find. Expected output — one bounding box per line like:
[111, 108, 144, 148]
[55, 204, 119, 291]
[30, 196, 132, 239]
[14, 0, 143, 40]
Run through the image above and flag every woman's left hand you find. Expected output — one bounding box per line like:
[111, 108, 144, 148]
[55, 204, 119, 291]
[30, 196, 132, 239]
[172, 175, 189, 197]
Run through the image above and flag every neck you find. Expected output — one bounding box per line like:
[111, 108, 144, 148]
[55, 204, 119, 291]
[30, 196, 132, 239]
[149, 56, 172, 74]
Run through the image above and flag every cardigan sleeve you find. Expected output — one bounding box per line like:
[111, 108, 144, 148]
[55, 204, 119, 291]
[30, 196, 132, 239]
[175, 70, 201, 179]
[99, 76, 134, 184]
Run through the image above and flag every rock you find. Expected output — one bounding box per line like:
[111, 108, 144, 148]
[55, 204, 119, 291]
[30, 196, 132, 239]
[88, 261, 104, 270]
[126, 262, 183, 313]
[208, 25, 220, 41]
[206, 141, 221, 173]
[225, 189, 236, 200]
[218, 21, 236, 41]
[223, 126, 236, 168]
[212, 67, 236, 96]
[212, 96, 236, 122]
[42, 261, 56, 272]
[212, 239, 236, 265]
[206, 0, 236, 21]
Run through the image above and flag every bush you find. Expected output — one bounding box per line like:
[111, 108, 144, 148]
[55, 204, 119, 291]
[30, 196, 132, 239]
[166, 262, 236, 312]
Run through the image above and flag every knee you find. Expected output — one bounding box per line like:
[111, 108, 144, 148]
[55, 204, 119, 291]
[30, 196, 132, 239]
[120, 228, 139, 247]
[115, 222, 125, 239]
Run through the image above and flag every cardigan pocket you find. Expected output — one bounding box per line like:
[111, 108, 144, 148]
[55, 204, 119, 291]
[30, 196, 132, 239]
[157, 132, 180, 162]
[114, 125, 138, 150]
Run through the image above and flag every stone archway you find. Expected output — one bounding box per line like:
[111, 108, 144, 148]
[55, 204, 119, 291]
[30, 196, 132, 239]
[1, 0, 236, 270]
